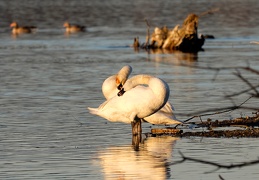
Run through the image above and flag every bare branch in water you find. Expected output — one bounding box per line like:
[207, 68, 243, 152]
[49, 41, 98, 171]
[172, 63, 259, 125]
[144, 18, 150, 47]
[168, 151, 259, 173]
[233, 71, 259, 97]
[199, 8, 220, 17]
[219, 174, 225, 180]
[174, 62, 259, 98]
[225, 84, 259, 98]
[177, 62, 259, 75]
[181, 96, 255, 123]
[66, 111, 83, 126]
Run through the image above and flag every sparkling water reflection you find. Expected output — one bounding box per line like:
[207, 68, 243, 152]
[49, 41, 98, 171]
[98, 136, 178, 180]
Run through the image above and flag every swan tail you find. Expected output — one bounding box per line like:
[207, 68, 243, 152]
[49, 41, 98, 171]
[160, 102, 175, 113]
[88, 107, 99, 115]
[166, 119, 183, 125]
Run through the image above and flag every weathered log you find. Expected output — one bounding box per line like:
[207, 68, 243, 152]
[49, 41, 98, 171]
[151, 128, 182, 135]
[150, 128, 259, 138]
[181, 128, 259, 138]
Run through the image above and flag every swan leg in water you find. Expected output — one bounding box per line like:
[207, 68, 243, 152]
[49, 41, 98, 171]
[131, 118, 142, 149]
[131, 118, 142, 136]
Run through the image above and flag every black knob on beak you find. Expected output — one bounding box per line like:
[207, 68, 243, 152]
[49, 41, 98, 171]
[117, 83, 123, 90]
[117, 88, 126, 96]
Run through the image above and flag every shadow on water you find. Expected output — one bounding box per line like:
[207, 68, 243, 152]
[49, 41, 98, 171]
[97, 136, 178, 180]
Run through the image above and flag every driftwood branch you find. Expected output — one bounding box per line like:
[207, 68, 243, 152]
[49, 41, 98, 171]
[172, 62, 259, 98]
[234, 71, 259, 97]
[181, 96, 255, 123]
[144, 18, 150, 47]
[225, 84, 259, 98]
[176, 62, 259, 75]
[243, 66, 259, 75]
[199, 8, 220, 17]
[169, 151, 259, 173]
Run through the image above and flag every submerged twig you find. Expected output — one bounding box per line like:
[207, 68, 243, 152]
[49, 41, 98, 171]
[234, 71, 259, 97]
[219, 174, 225, 180]
[199, 8, 220, 17]
[66, 111, 83, 126]
[177, 62, 259, 75]
[173, 62, 259, 98]
[168, 151, 259, 173]
[182, 96, 254, 123]
[144, 18, 150, 47]
[225, 84, 259, 98]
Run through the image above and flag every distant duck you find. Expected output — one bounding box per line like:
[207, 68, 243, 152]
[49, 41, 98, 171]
[10, 22, 37, 34]
[63, 22, 86, 33]
[133, 37, 140, 48]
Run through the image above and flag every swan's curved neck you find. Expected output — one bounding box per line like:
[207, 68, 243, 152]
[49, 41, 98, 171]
[116, 65, 132, 87]
[123, 75, 153, 90]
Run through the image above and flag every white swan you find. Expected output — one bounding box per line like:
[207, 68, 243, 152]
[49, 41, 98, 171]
[100, 65, 182, 125]
[88, 74, 170, 124]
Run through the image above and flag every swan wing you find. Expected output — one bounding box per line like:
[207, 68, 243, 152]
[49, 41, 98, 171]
[88, 96, 138, 123]
[144, 110, 182, 125]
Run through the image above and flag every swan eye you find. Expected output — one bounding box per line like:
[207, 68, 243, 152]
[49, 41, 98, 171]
[117, 88, 126, 96]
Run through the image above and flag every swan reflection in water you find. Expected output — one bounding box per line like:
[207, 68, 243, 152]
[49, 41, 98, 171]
[136, 48, 198, 64]
[98, 136, 178, 180]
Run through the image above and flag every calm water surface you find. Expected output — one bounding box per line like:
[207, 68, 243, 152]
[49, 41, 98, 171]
[0, 0, 259, 179]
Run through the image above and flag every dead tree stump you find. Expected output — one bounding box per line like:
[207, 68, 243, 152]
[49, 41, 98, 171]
[151, 14, 204, 52]
[137, 13, 205, 52]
